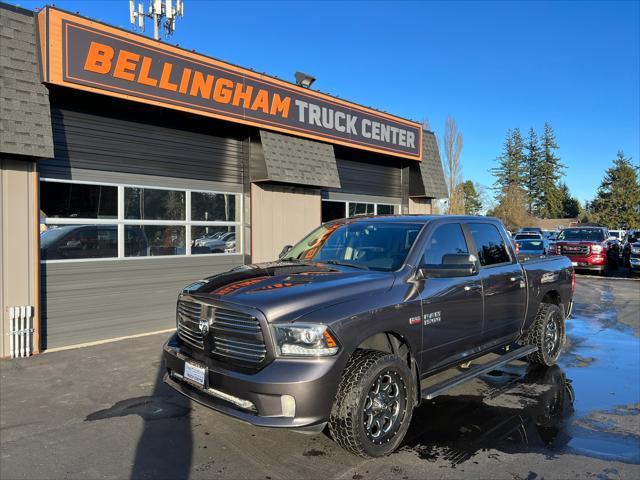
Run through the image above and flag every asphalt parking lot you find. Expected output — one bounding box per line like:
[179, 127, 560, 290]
[1, 275, 639, 480]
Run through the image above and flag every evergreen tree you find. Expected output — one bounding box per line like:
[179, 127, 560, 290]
[558, 182, 580, 218]
[488, 184, 533, 231]
[492, 128, 527, 196]
[462, 180, 483, 215]
[536, 123, 565, 218]
[524, 127, 543, 215]
[590, 151, 640, 228]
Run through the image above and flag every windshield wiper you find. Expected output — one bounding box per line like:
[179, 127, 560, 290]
[323, 260, 370, 270]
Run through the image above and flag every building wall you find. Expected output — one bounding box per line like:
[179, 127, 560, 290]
[38, 91, 247, 349]
[251, 183, 321, 263]
[409, 197, 432, 215]
[0, 158, 38, 357]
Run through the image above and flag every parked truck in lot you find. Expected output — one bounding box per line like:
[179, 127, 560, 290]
[552, 226, 616, 274]
[163, 216, 574, 457]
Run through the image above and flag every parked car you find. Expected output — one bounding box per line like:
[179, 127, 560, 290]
[163, 215, 574, 457]
[608, 229, 625, 242]
[552, 226, 615, 275]
[622, 229, 640, 268]
[517, 227, 544, 235]
[198, 231, 236, 253]
[41, 224, 148, 259]
[194, 232, 225, 247]
[514, 232, 548, 253]
[515, 238, 547, 257]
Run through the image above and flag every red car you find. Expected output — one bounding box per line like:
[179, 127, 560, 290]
[551, 227, 612, 275]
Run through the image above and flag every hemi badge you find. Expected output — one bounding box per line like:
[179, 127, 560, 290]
[409, 316, 422, 325]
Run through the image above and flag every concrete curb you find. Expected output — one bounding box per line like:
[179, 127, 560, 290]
[576, 274, 640, 282]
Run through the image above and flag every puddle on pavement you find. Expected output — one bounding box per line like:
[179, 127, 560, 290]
[401, 290, 640, 465]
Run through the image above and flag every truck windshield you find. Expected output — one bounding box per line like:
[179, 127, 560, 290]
[282, 222, 423, 271]
[557, 228, 605, 242]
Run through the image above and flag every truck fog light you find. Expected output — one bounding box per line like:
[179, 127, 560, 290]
[281, 395, 296, 418]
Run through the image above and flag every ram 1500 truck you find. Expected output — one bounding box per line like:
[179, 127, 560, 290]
[163, 216, 574, 457]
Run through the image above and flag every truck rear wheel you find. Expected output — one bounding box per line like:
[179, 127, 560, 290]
[525, 303, 565, 366]
[329, 349, 414, 457]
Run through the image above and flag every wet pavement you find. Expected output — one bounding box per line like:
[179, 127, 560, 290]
[1, 276, 639, 479]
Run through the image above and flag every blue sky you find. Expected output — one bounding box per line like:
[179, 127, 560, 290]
[16, 0, 640, 204]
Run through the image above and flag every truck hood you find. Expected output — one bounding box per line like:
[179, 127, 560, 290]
[184, 261, 395, 322]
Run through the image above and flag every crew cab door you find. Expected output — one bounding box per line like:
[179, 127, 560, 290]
[466, 222, 527, 346]
[418, 222, 484, 372]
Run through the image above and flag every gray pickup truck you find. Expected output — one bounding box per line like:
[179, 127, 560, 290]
[163, 215, 574, 457]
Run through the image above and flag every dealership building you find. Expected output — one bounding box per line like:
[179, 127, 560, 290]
[0, 4, 447, 356]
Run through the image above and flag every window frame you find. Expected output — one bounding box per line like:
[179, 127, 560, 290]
[465, 222, 514, 269]
[422, 222, 470, 266]
[321, 199, 400, 221]
[40, 178, 242, 263]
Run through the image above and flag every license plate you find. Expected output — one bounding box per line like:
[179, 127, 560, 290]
[183, 361, 206, 388]
[571, 262, 578, 266]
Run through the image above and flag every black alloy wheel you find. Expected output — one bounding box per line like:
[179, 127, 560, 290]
[363, 370, 408, 445]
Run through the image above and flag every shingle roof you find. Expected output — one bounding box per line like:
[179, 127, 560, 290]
[0, 3, 53, 158]
[409, 130, 448, 199]
[256, 130, 341, 188]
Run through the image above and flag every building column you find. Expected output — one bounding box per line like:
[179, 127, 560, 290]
[0, 158, 40, 357]
[250, 183, 321, 263]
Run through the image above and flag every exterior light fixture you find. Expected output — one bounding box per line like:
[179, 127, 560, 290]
[295, 71, 316, 89]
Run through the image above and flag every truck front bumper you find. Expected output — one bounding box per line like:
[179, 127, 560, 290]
[565, 254, 606, 271]
[162, 333, 344, 431]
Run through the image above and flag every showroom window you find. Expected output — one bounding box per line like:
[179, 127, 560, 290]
[321, 200, 399, 223]
[40, 179, 241, 261]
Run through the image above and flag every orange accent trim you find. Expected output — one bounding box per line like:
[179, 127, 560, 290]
[40, 7, 423, 161]
[37, 10, 47, 81]
[32, 169, 40, 354]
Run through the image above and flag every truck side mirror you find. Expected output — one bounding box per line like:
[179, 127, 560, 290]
[417, 254, 478, 279]
[279, 245, 293, 259]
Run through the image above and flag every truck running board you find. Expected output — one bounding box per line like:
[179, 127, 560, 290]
[421, 345, 538, 400]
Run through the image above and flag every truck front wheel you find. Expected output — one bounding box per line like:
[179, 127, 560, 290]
[525, 303, 565, 366]
[329, 349, 415, 457]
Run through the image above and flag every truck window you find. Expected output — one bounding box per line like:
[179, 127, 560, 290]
[423, 223, 468, 264]
[468, 223, 511, 266]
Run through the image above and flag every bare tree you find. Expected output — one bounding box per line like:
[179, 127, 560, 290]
[443, 115, 464, 214]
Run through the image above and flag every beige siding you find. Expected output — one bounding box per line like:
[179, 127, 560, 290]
[1, 159, 38, 357]
[251, 183, 321, 263]
[409, 197, 432, 215]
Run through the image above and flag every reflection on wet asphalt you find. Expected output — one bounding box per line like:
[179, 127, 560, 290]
[400, 281, 640, 465]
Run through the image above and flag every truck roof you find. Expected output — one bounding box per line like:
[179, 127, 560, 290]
[326, 214, 502, 225]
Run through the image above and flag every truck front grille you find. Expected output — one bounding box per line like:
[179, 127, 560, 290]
[560, 245, 590, 256]
[177, 300, 204, 349]
[211, 309, 266, 365]
[177, 300, 267, 367]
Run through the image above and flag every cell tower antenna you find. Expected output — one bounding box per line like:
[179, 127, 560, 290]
[129, 0, 184, 41]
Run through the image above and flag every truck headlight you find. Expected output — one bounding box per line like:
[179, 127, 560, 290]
[591, 245, 603, 254]
[272, 324, 340, 356]
[632, 247, 640, 254]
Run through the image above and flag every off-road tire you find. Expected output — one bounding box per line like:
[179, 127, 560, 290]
[525, 303, 565, 366]
[329, 349, 415, 457]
